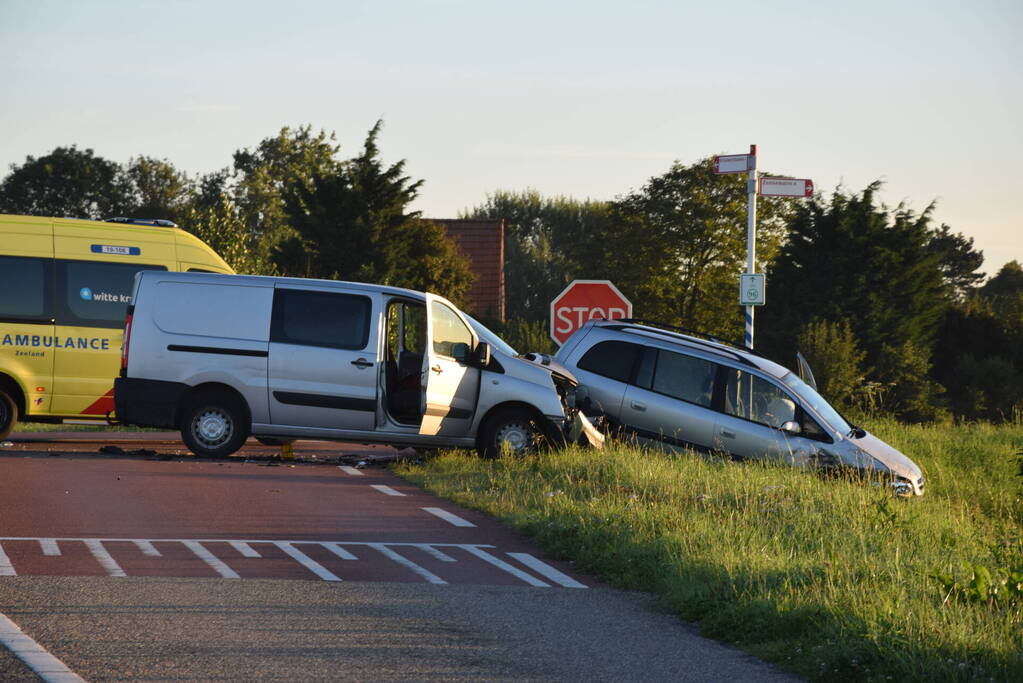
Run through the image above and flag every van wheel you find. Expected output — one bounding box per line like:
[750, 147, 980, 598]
[180, 393, 249, 458]
[0, 390, 17, 440]
[478, 409, 542, 459]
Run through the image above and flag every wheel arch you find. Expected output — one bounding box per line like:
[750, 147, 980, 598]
[0, 372, 27, 420]
[476, 401, 555, 448]
[178, 382, 252, 428]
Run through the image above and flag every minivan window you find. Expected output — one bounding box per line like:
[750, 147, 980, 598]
[58, 260, 166, 328]
[271, 289, 371, 350]
[0, 255, 52, 321]
[722, 369, 798, 429]
[576, 340, 643, 384]
[651, 349, 715, 407]
[781, 372, 851, 436]
[431, 302, 473, 361]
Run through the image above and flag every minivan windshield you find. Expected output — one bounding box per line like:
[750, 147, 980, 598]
[780, 372, 852, 436]
[466, 315, 518, 357]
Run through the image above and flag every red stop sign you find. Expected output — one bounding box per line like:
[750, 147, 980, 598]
[550, 280, 633, 345]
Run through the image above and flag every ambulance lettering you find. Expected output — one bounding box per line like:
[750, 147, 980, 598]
[2, 334, 109, 350]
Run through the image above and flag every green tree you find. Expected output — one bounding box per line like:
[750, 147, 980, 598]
[0, 146, 132, 218]
[281, 121, 473, 303]
[926, 223, 985, 301]
[796, 320, 866, 413]
[124, 156, 194, 225]
[461, 190, 611, 322]
[760, 183, 950, 421]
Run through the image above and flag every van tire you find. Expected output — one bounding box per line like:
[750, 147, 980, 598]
[478, 408, 543, 459]
[179, 392, 249, 458]
[0, 390, 17, 440]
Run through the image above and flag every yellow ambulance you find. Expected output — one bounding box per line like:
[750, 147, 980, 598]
[0, 214, 233, 437]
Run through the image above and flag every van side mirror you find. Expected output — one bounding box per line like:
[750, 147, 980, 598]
[780, 420, 802, 435]
[472, 341, 491, 368]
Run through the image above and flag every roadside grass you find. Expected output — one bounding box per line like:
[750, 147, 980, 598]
[394, 421, 1023, 682]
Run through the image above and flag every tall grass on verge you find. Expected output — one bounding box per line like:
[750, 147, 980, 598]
[394, 422, 1023, 682]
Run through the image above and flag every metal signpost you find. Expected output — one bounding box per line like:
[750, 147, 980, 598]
[713, 146, 813, 349]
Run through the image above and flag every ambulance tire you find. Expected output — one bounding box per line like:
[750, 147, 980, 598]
[179, 391, 249, 458]
[0, 390, 16, 441]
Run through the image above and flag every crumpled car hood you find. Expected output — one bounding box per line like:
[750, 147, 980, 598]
[519, 352, 579, 386]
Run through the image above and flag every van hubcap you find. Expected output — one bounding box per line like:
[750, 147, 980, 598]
[495, 422, 531, 454]
[195, 410, 231, 446]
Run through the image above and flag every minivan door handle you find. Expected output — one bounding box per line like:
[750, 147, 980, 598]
[719, 428, 736, 439]
[630, 400, 647, 412]
[351, 358, 374, 369]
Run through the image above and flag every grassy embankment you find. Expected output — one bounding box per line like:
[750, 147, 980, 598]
[394, 420, 1023, 682]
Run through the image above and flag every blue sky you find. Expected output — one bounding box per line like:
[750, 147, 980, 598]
[1, 0, 1019, 274]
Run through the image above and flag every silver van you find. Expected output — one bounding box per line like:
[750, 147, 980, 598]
[114, 271, 595, 458]
[555, 320, 924, 496]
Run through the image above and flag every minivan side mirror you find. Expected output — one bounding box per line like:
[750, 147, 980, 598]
[472, 341, 491, 368]
[780, 420, 802, 435]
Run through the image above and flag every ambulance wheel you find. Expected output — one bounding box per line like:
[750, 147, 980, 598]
[180, 392, 249, 458]
[0, 390, 17, 440]
[478, 408, 543, 459]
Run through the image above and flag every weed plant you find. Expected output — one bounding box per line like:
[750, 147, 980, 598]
[395, 421, 1023, 682]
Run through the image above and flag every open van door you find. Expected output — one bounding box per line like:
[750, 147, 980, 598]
[419, 296, 481, 437]
[796, 351, 817, 391]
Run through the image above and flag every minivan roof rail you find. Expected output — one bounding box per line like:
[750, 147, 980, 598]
[602, 318, 764, 366]
[104, 217, 178, 228]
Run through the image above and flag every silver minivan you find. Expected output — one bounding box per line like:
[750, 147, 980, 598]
[555, 320, 924, 496]
[115, 271, 596, 458]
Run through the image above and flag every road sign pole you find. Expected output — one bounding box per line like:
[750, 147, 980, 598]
[745, 144, 757, 350]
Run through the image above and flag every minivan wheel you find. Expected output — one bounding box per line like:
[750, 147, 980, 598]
[0, 390, 17, 440]
[180, 393, 249, 458]
[478, 409, 543, 459]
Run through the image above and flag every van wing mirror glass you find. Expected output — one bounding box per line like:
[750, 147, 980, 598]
[473, 341, 491, 368]
[780, 420, 802, 434]
[796, 351, 818, 391]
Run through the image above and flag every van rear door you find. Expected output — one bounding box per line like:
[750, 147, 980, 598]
[267, 285, 378, 431]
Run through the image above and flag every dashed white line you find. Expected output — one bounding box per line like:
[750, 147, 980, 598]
[463, 546, 550, 587]
[134, 540, 161, 557]
[370, 543, 447, 585]
[0, 543, 15, 576]
[38, 539, 60, 556]
[422, 507, 476, 527]
[229, 541, 261, 558]
[275, 542, 341, 582]
[370, 484, 406, 497]
[183, 541, 239, 579]
[508, 553, 588, 588]
[337, 466, 364, 476]
[322, 543, 358, 560]
[85, 539, 125, 577]
[0, 613, 85, 683]
[416, 544, 457, 562]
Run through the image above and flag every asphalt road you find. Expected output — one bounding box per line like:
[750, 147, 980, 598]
[0, 432, 800, 682]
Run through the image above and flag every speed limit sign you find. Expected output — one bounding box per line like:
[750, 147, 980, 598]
[739, 273, 765, 306]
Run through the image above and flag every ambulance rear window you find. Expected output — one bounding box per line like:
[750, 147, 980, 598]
[57, 260, 166, 329]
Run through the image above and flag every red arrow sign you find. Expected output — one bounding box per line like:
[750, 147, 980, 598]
[549, 280, 632, 345]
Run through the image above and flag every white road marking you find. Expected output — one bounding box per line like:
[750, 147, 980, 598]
[322, 543, 358, 560]
[337, 466, 364, 476]
[275, 542, 341, 582]
[183, 541, 239, 579]
[38, 539, 60, 556]
[422, 507, 476, 527]
[84, 539, 126, 577]
[370, 484, 406, 497]
[229, 541, 261, 558]
[508, 553, 587, 588]
[463, 546, 550, 587]
[134, 540, 161, 557]
[0, 543, 16, 576]
[416, 544, 457, 562]
[0, 613, 85, 683]
[370, 543, 447, 585]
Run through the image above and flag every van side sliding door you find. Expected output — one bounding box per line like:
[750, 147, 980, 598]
[267, 287, 378, 431]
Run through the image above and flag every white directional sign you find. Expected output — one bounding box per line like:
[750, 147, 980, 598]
[739, 273, 765, 306]
[712, 153, 751, 174]
[759, 178, 814, 197]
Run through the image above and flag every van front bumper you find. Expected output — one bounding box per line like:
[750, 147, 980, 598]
[114, 377, 187, 429]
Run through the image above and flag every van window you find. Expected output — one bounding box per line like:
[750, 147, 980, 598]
[651, 350, 715, 407]
[271, 289, 371, 350]
[722, 369, 798, 429]
[0, 256, 53, 322]
[57, 260, 166, 328]
[576, 340, 644, 384]
[431, 302, 473, 361]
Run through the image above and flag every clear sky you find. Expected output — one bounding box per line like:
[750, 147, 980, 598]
[1, 0, 1019, 275]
